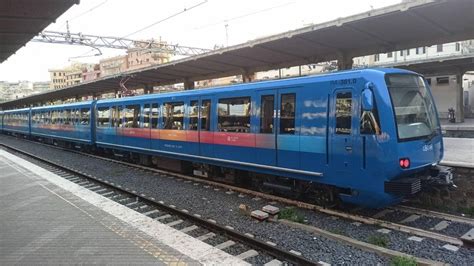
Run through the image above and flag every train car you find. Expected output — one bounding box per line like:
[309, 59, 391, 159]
[2, 108, 31, 136]
[30, 101, 95, 146]
[93, 68, 450, 208]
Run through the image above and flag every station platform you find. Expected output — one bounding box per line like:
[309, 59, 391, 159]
[442, 137, 474, 167]
[0, 149, 247, 265]
[441, 118, 474, 138]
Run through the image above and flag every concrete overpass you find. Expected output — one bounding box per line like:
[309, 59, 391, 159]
[1, 0, 474, 109]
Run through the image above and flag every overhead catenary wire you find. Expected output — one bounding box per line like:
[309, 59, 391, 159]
[192, 1, 295, 31]
[53, 0, 109, 31]
[122, 0, 208, 38]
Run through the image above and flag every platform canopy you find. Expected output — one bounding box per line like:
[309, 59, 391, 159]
[2, 0, 474, 109]
[0, 0, 79, 63]
[394, 55, 474, 76]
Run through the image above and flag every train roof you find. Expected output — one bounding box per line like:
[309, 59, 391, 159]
[96, 68, 416, 105]
[3, 107, 30, 113]
[31, 100, 94, 111]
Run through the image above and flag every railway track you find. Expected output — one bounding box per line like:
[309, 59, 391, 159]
[1, 143, 315, 265]
[1, 135, 473, 264]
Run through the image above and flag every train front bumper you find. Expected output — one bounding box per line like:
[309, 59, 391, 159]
[384, 165, 454, 196]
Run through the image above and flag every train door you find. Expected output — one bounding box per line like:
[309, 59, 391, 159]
[143, 103, 152, 150]
[330, 89, 355, 178]
[198, 98, 213, 157]
[187, 97, 200, 155]
[150, 101, 161, 152]
[277, 88, 300, 169]
[110, 105, 121, 145]
[256, 90, 277, 166]
[122, 103, 142, 148]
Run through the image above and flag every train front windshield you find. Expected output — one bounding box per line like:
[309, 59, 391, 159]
[386, 74, 439, 141]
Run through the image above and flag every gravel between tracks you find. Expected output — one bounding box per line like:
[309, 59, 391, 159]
[2, 135, 473, 265]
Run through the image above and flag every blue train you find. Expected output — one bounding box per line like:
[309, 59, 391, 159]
[0, 68, 453, 208]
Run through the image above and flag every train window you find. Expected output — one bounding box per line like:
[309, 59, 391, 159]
[335, 92, 352, 135]
[117, 106, 123, 127]
[74, 109, 80, 125]
[189, 101, 198, 130]
[111, 106, 119, 127]
[280, 94, 295, 134]
[124, 105, 140, 128]
[44, 111, 50, 124]
[51, 111, 60, 125]
[143, 104, 151, 128]
[80, 109, 89, 125]
[163, 102, 184, 130]
[46, 111, 51, 124]
[200, 100, 211, 131]
[97, 107, 111, 127]
[64, 109, 71, 125]
[360, 103, 381, 135]
[151, 104, 159, 128]
[69, 110, 74, 125]
[260, 95, 274, 134]
[218, 97, 251, 133]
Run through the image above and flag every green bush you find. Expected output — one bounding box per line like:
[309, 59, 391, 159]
[390, 256, 417, 266]
[367, 235, 389, 248]
[279, 207, 305, 223]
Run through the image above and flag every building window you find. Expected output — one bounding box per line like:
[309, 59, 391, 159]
[374, 54, 380, 62]
[436, 76, 449, 85]
[415, 47, 426, 54]
[455, 42, 461, 51]
[335, 92, 352, 135]
[280, 94, 296, 134]
[406, 49, 410, 56]
[163, 102, 184, 130]
[437, 44, 443, 52]
[400, 50, 404, 56]
[218, 97, 251, 133]
[387, 52, 393, 58]
[260, 95, 274, 134]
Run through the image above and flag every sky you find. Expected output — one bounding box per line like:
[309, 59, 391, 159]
[0, 0, 401, 82]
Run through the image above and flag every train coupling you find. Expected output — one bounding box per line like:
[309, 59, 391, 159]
[384, 165, 454, 196]
[426, 165, 455, 187]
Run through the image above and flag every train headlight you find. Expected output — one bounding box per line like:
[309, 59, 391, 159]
[399, 158, 410, 169]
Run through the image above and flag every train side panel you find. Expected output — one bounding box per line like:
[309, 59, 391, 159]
[30, 102, 94, 145]
[2, 108, 30, 135]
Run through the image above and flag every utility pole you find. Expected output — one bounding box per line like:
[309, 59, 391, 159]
[225, 23, 229, 47]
